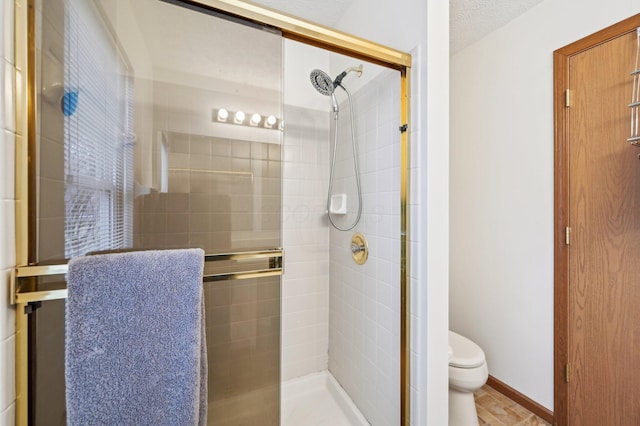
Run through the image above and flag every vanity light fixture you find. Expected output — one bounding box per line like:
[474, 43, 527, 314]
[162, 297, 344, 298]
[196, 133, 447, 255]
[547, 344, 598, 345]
[213, 108, 281, 130]
[264, 115, 277, 129]
[217, 108, 229, 122]
[234, 110, 246, 124]
[250, 113, 261, 126]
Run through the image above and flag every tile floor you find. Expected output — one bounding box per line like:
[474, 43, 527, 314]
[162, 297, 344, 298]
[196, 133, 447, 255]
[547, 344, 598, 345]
[475, 385, 551, 426]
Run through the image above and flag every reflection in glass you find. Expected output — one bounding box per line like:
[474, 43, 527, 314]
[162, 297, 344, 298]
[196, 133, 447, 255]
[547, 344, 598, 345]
[33, 0, 282, 424]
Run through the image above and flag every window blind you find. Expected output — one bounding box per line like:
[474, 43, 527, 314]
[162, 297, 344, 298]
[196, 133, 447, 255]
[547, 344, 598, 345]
[64, 0, 133, 258]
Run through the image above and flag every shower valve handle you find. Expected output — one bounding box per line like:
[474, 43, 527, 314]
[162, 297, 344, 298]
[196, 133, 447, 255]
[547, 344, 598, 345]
[351, 243, 365, 254]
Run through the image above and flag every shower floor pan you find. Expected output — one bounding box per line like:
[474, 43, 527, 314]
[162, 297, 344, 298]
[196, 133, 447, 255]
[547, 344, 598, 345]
[281, 371, 369, 426]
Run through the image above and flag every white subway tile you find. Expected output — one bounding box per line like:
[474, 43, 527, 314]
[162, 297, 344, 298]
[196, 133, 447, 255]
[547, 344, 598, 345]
[0, 269, 15, 340]
[282, 323, 328, 348]
[327, 69, 403, 425]
[1, 0, 14, 64]
[1, 60, 14, 134]
[0, 402, 15, 426]
[283, 308, 325, 331]
[0, 200, 15, 271]
[0, 335, 15, 411]
[0, 130, 14, 200]
[0, 61, 4, 132]
[376, 280, 392, 309]
[286, 72, 403, 422]
[285, 260, 330, 279]
[283, 144, 300, 162]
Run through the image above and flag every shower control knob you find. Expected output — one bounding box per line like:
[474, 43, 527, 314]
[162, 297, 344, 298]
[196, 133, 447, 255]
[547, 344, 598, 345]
[350, 233, 368, 265]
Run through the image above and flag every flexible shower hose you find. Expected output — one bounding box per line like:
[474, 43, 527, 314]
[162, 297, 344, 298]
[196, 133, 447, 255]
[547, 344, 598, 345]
[327, 84, 362, 231]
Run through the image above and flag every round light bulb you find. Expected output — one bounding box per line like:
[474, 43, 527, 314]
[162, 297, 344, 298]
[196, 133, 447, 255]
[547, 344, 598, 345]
[234, 110, 245, 124]
[250, 113, 261, 126]
[217, 108, 228, 122]
[265, 115, 277, 127]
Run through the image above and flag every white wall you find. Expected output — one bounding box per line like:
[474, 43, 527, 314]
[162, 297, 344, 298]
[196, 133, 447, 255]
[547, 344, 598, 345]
[450, 0, 640, 411]
[0, 0, 17, 423]
[334, 2, 450, 425]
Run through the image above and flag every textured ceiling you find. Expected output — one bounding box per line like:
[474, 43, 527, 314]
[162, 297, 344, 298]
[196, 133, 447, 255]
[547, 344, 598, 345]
[254, 0, 545, 55]
[450, 0, 544, 54]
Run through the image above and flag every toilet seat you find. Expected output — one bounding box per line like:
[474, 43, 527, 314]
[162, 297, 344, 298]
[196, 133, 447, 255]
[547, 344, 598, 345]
[449, 331, 485, 369]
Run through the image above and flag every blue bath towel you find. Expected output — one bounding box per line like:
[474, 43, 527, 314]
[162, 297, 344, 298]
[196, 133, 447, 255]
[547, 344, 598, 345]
[65, 249, 207, 426]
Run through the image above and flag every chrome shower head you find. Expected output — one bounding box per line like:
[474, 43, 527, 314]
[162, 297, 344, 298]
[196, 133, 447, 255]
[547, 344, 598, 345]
[310, 69, 334, 96]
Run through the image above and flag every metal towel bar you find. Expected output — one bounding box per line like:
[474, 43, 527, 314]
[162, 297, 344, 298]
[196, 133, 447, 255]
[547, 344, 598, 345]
[11, 248, 284, 305]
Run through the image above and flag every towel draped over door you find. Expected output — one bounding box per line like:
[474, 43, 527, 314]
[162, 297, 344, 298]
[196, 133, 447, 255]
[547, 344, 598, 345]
[65, 248, 207, 426]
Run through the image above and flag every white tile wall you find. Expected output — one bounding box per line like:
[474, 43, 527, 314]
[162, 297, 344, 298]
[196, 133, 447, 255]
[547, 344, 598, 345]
[1, 61, 14, 135]
[328, 69, 402, 426]
[0, 1, 17, 422]
[1, 0, 14, 64]
[0, 131, 14, 199]
[0, 404, 14, 426]
[281, 105, 331, 381]
[0, 335, 15, 411]
[0, 269, 13, 342]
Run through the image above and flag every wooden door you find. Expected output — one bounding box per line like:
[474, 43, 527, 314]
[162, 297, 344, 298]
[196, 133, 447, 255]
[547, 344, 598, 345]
[555, 16, 640, 426]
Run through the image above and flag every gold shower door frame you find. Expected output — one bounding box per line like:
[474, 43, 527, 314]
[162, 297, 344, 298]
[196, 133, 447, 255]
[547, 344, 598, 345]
[13, 0, 412, 424]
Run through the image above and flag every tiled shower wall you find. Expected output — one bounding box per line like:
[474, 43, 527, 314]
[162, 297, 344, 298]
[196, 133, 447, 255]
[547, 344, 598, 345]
[281, 105, 331, 381]
[0, 0, 17, 423]
[133, 131, 282, 253]
[328, 69, 401, 426]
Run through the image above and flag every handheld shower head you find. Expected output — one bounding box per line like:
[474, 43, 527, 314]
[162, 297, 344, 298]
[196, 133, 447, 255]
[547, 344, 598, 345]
[310, 69, 335, 96]
[310, 69, 339, 112]
[310, 65, 364, 113]
[309, 66, 364, 231]
[310, 64, 364, 94]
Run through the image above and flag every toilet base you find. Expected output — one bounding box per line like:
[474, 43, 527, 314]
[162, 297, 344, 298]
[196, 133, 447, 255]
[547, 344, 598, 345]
[449, 388, 479, 426]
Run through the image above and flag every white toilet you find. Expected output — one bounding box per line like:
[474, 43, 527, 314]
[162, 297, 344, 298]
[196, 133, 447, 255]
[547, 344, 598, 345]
[448, 331, 489, 426]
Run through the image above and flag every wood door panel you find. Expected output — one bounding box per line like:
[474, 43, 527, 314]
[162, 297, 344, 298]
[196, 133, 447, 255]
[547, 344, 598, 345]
[567, 30, 640, 425]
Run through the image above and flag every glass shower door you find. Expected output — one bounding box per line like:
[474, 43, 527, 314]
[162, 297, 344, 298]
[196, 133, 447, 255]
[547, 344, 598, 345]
[29, 0, 283, 424]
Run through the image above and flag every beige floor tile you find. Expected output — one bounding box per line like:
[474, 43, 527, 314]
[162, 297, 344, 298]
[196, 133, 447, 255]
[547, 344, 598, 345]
[515, 414, 552, 426]
[477, 404, 504, 425]
[474, 385, 551, 426]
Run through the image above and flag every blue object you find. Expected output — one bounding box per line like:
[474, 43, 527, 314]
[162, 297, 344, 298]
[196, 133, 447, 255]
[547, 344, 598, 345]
[65, 249, 207, 425]
[61, 90, 79, 116]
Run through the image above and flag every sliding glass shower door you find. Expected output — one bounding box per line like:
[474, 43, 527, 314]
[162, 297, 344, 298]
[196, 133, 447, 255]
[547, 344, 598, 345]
[30, 0, 283, 424]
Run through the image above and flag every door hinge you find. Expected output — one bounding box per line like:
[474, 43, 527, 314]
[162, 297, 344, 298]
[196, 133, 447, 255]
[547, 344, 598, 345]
[565, 89, 571, 108]
[565, 363, 570, 383]
[565, 226, 571, 245]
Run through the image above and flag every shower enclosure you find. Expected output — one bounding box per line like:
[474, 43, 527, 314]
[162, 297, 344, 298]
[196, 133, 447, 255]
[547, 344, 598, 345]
[12, 0, 411, 424]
